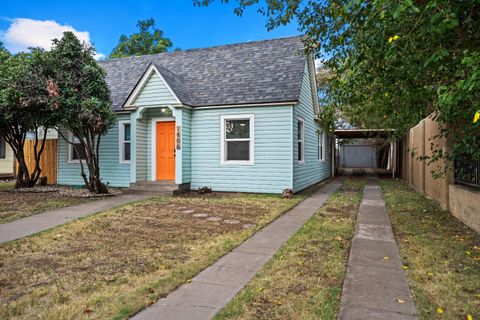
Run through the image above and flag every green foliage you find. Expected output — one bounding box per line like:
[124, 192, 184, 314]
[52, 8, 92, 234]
[196, 0, 480, 167]
[51, 32, 116, 193]
[0, 41, 10, 63]
[109, 18, 173, 58]
[0, 49, 56, 187]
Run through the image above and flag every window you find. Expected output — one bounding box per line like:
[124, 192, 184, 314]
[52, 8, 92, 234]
[220, 114, 254, 165]
[318, 130, 325, 161]
[119, 121, 131, 163]
[298, 118, 305, 163]
[68, 131, 87, 162]
[0, 135, 6, 159]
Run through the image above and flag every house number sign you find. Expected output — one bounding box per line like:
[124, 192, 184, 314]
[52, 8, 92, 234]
[176, 126, 181, 150]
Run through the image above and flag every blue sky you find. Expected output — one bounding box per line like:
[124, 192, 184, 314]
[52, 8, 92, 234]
[0, 0, 300, 58]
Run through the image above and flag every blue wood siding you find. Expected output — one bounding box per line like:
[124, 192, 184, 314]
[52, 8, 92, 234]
[133, 72, 178, 106]
[190, 106, 293, 193]
[57, 114, 131, 187]
[182, 108, 192, 183]
[293, 62, 331, 192]
[136, 116, 148, 181]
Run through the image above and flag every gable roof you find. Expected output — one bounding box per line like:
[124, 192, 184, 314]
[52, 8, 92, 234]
[99, 36, 308, 110]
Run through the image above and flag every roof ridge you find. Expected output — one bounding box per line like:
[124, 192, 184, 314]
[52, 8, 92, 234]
[101, 35, 304, 63]
[152, 62, 193, 105]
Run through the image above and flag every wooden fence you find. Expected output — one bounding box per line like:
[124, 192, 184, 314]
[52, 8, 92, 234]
[18, 139, 58, 185]
[401, 114, 480, 233]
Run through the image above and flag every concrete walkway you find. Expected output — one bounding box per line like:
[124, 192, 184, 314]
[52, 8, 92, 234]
[0, 194, 151, 243]
[132, 175, 348, 320]
[338, 169, 418, 320]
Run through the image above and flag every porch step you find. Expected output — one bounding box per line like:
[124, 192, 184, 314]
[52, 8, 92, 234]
[127, 181, 189, 196]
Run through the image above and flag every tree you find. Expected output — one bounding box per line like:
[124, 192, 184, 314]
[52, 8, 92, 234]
[0, 49, 56, 188]
[0, 41, 10, 63]
[195, 0, 480, 170]
[109, 18, 173, 58]
[51, 32, 116, 194]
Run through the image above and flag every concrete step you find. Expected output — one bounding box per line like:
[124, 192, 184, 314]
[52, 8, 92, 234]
[127, 180, 181, 196]
[126, 188, 173, 196]
[131, 180, 177, 187]
[127, 181, 190, 196]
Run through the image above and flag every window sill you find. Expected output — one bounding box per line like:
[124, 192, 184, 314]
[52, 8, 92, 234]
[298, 161, 305, 165]
[221, 160, 254, 166]
[119, 160, 131, 165]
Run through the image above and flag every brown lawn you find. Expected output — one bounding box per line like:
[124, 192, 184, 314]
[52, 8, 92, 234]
[0, 186, 321, 320]
[0, 183, 97, 224]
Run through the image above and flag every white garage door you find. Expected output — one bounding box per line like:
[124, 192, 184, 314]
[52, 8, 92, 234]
[343, 145, 375, 168]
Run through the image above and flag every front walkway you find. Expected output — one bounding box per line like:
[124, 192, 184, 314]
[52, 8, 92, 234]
[338, 169, 418, 319]
[0, 194, 151, 243]
[132, 174, 348, 320]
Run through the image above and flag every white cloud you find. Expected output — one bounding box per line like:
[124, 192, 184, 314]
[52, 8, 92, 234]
[94, 52, 106, 60]
[1, 18, 105, 59]
[314, 58, 324, 69]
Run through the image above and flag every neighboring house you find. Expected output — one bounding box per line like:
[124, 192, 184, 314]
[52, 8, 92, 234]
[57, 36, 332, 193]
[0, 135, 15, 177]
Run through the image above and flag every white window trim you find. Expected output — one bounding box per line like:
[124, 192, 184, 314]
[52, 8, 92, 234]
[220, 114, 254, 165]
[318, 130, 326, 162]
[67, 131, 85, 164]
[298, 117, 305, 164]
[119, 121, 131, 164]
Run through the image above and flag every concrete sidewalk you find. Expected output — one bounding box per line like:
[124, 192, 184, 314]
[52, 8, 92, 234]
[338, 169, 418, 320]
[0, 194, 151, 243]
[132, 175, 348, 320]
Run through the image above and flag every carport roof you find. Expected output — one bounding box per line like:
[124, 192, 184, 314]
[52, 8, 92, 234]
[334, 129, 394, 139]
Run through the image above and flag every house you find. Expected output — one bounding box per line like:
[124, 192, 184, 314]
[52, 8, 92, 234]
[0, 135, 15, 178]
[57, 36, 332, 193]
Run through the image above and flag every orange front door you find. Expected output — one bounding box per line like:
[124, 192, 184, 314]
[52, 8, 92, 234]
[156, 121, 176, 181]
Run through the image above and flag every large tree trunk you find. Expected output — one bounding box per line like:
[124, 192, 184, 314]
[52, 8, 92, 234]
[65, 129, 109, 194]
[4, 126, 46, 188]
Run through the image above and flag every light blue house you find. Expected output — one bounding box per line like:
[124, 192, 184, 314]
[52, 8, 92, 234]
[57, 36, 332, 193]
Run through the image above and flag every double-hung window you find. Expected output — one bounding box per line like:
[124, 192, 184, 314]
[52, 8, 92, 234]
[119, 121, 131, 163]
[298, 118, 305, 164]
[318, 130, 325, 161]
[220, 114, 254, 165]
[0, 135, 6, 159]
[68, 131, 87, 162]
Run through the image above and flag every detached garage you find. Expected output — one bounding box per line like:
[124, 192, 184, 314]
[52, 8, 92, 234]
[340, 142, 377, 168]
[334, 129, 399, 176]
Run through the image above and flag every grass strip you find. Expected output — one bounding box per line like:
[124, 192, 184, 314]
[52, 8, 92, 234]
[380, 179, 479, 320]
[214, 176, 365, 320]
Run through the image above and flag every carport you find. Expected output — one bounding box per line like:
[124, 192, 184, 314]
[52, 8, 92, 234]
[333, 129, 398, 177]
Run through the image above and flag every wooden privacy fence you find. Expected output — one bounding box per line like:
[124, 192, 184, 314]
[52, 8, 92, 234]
[17, 139, 58, 185]
[401, 113, 480, 233]
[401, 114, 449, 209]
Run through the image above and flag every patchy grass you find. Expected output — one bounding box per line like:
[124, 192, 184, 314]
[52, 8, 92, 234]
[0, 180, 15, 191]
[214, 176, 365, 320]
[380, 179, 480, 320]
[0, 183, 325, 320]
[0, 189, 96, 224]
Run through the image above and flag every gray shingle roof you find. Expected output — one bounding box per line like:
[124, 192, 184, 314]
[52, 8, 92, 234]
[99, 35, 307, 110]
